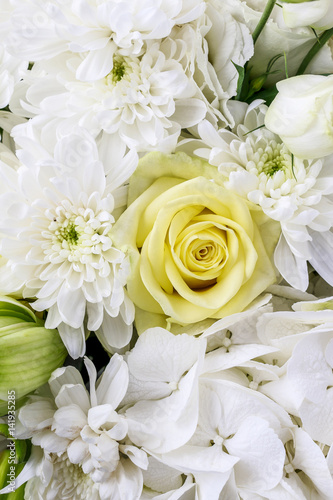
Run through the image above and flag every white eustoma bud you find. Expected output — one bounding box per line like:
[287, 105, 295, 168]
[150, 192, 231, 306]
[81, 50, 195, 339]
[282, 0, 333, 29]
[265, 74, 333, 160]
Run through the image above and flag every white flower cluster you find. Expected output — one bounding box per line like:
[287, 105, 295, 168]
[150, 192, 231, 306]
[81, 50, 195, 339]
[10, 306, 333, 499]
[0, 0, 333, 498]
[183, 100, 333, 292]
[0, 129, 137, 357]
[0, 0, 255, 357]
[6, 0, 253, 153]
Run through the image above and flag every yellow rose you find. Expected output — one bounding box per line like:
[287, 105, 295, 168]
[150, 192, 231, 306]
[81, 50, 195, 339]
[111, 152, 280, 327]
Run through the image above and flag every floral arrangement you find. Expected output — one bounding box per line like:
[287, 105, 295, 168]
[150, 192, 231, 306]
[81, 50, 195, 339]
[0, 0, 333, 498]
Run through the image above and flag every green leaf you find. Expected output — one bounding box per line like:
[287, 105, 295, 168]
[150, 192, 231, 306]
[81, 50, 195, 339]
[0, 450, 10, 490]
[296, 28, 333, 75]
[247, 86, 278, 106]
[14, 441, 27, 464]
[0, 424, 10, 439]
[0, 463, 26, 500]
[232, 61, 246, 101]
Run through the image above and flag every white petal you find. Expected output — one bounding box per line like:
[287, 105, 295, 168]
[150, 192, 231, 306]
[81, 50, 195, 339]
[274, 234, 309, 291]
[96, 353, 129, 408]
[202, 344, 278, 374]
[126, 363, 200, 453]
[57, 322, 86, 359]
[98, 458, 143, 500]
[96, 313, 133, 351]
[287, 332, 333, 404]
[32, 429, 69, 453]
[76, 42, 115, 81]
[19, 399, 55, 433]
[299, 388, 333, 445]
[155, 443, 238, 475]
[49, 365, 85, 399]
[226, 416, 285, 492]
[84, 357, 97, 407]
[119, 444, 148, 469]
[55, 383, 91, 413]
[87, 404, 115, 431]
[57, 285, 86, 328]
[172, 99, 207, 128]
[292, 427, 333, 498]
[67, 437, 89, 464]
[52, 404, 87, 439]
[0, 447, 43, 494]
[309, 230, 333, 286]
[128, 328, 206, 384]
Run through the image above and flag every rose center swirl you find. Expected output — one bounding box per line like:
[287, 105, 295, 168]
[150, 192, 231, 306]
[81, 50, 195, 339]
[170, 212, 230, 290]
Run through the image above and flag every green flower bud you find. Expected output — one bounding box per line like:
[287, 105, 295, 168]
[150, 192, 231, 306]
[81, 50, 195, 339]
[0, 296, 67, 414]
[249, 74, 267, 95]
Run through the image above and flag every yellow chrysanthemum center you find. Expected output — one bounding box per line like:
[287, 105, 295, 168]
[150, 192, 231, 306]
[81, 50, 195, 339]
[106, 55, 131, 86]
[57, 220, 80, 246]
[45, 200, 114, 263]
[254, 143, 292, 178]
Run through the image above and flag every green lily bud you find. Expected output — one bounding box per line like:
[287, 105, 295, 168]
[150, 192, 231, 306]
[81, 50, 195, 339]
[0, 296, 67, 415]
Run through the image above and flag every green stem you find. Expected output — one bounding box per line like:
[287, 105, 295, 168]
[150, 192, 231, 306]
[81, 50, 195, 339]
[252, 0, 277, 45]
[296, 28, 333, 75]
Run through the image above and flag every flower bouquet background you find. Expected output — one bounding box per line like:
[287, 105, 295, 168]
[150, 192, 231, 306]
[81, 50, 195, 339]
[0, 0, 333, 498]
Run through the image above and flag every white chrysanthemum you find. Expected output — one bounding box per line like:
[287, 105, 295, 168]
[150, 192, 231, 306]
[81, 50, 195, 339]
[10, 40, 207, 152]
[15, 356, 148, 500]
[8, 0, 255, 150]
[0, 129, 137, 358]
[189, 102, 333, 291]
[7, 0, 205, 81]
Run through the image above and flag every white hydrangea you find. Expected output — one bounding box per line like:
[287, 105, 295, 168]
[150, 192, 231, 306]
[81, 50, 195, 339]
[141, 458, 196, 499]
[154, 377, 294, 499]
[124, 328, 206, 454]
[0, 128, 137, 357]
[258, 296, 333, 448]
[3, 320, 332, 499]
